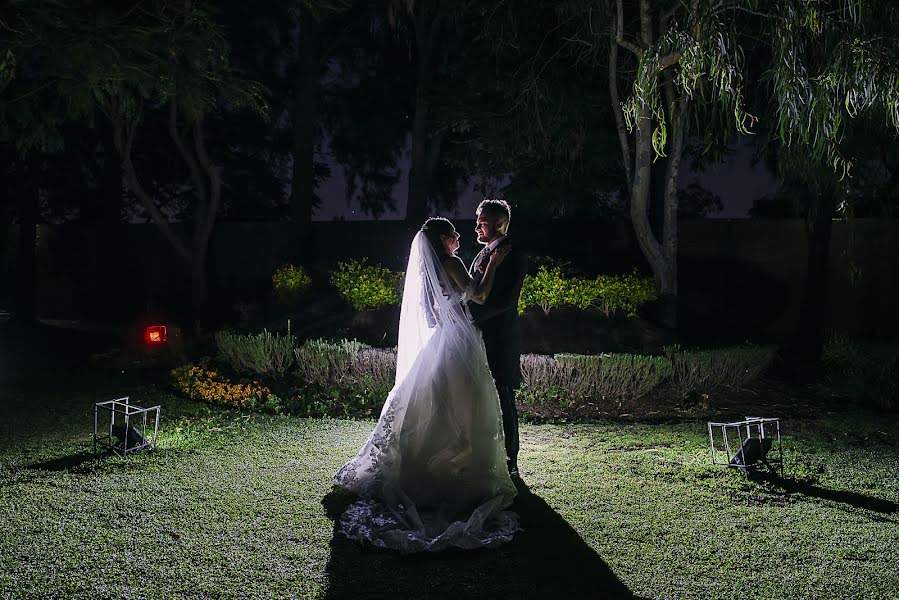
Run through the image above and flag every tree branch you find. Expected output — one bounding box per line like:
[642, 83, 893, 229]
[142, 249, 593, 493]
[168, 99, 209, 219]
[424, 126, 446, 190]
[192, 116, 221, 259]
[615, 0, 643, 57]
[112, 106, 191, 263]
[639, 0, 652, 47]
[658, 52, 682, 70]
[609, 35, 633, 191]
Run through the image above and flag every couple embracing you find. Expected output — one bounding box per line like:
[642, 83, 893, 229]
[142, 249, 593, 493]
[333, 199, 528, 553]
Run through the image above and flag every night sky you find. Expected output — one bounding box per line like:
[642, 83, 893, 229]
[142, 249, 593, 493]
[314, 138, 780, 221]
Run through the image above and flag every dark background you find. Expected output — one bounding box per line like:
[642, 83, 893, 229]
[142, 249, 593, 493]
[3, 218, 895, 345]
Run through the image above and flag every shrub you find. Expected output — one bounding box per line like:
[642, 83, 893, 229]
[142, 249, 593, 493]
[349, 347, 397, 391]
[519, 352, 671, 410]
[557, 353, 671, 401]
[669, 344, 777, 398]
[522, 266, 570, 314]
[171, 361, 280, 412]
[272, 264, 312, 306]
[330, 259, 404, 310]
[215, 326, 295, 377]
[518, 266, 602, 315]
[291, 341, 396, 418]
[822, 332, 897, 411]
[517, 354, 568, 409]
[517, 265, 656, 317]
[595, 270, 657, 317]
[294, 338, 368, 387]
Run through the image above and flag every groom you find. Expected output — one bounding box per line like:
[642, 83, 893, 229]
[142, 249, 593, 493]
[468, 199, 528, 477]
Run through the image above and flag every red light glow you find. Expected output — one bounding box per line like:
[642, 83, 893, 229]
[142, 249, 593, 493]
[144, 325, 167, 345]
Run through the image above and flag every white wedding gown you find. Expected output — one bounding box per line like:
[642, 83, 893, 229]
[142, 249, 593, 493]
[333, 232, 519, 552]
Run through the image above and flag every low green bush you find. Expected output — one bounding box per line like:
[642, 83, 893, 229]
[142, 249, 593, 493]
[272, 264, 312, 306]
[517, 265, 656, 317]
[668, 344, 777, 398]
[822, 332, 897, 411]
[330, 259, 404, 310]
[595, 270, 657, 317]
[517, 354, 572, 409]
[215, 326, 296, 378]
[517, 266, 601, 315]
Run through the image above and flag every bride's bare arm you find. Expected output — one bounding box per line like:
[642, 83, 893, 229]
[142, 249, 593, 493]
[444, 247, 510, 304]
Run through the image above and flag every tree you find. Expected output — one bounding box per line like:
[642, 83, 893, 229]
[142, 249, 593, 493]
[760, 0, 899, 361]
[678, 183, 723, 217]
[542, 0, 753, 333]
[392, 0, 625, 222]
[287, 0, 355, 256]
[1, 2, 267, 329]
[496, 0, 896, 341]
[388, 0, 469, 223]
[323, 9, 411, 219]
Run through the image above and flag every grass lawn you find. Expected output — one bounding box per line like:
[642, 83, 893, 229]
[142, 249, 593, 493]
[1, 382, 897, 599]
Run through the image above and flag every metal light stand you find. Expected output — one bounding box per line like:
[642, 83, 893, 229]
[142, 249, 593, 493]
[94, 396, 161, 456]
[707, 416, 783, 477]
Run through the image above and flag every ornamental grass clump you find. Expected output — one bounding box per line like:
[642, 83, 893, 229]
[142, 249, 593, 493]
[556, 353, 671, 402]
[330, 259, 404, 310]
[294, 338, 368, 387]
[519, 352, 671, 410]
[215, 326, 296, 377]
[669, 344, 777, 398]
[349, 347, 397, 391]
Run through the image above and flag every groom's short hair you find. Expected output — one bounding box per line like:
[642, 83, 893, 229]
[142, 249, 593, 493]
[477, 198, 511, 233]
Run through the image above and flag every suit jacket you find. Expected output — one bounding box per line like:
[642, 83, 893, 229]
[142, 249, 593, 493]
[468, 238, 528, 388]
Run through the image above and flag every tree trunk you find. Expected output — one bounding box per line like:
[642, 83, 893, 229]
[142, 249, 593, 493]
[188, 116, 221, 332]
[190, 256, 209, 336]
[407, 92, 431, 224]
[102, 121, 123, 321]
[290, 9, 321, 261]
[629, 104, 677, 331]
[112, 103, 219, 334]
[658, 82, 687, 336]
[85, 120, 124, 320]
[795, 188, 835, 365]
[614, 1, 682, 336]
[405, 6, 444, 224]
[12, 157, 38, 327]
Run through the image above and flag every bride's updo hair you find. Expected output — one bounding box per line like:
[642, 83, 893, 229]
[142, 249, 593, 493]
[420, 217, 455, 256]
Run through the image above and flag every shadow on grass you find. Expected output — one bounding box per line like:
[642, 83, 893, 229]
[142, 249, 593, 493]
[24, 451, 99, 472]
[19, 446, 189, 478]
[321, 479, 641, 600]
[754, 472, 898, 515]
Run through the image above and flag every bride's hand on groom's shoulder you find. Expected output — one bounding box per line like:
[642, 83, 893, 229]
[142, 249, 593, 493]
[490, 245, 511, 266]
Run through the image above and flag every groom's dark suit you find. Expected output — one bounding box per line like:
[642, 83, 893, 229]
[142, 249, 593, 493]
[468, 237, 528, 468]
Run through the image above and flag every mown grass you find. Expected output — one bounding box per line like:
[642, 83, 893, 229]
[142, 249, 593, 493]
[1, 387, 897, 599]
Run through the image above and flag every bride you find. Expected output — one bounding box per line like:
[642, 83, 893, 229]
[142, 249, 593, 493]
[332, 217, 520, 553]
